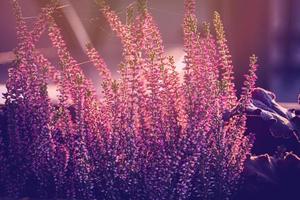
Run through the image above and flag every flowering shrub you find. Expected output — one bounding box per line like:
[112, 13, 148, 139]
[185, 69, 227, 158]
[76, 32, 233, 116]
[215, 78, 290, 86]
[0, 0, 258, 199]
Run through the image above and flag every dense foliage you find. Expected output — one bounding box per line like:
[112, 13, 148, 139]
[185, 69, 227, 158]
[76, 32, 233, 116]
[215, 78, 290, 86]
[0, 0, 258, 199]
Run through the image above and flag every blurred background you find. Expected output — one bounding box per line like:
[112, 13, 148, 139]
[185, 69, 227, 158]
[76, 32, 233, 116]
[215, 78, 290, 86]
[0, 0, 299, 104]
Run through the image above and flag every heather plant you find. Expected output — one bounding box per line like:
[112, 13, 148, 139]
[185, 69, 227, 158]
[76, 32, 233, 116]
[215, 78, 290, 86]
[0, 0, 258, 199]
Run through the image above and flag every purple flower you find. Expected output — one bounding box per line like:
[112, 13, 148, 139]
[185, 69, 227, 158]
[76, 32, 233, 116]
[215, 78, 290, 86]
[1, 0, 258, 199]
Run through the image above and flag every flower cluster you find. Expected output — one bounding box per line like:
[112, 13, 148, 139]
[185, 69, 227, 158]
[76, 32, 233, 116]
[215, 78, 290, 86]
[0, 0, 258, 199]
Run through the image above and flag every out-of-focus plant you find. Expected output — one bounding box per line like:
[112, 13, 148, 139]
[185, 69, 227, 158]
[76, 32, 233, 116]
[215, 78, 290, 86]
[0, 0, 258, 199]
